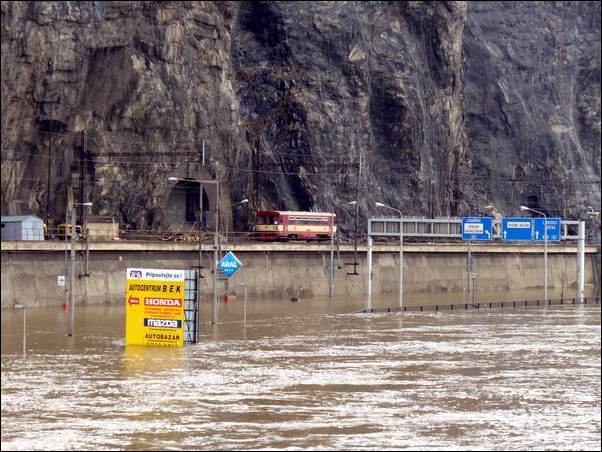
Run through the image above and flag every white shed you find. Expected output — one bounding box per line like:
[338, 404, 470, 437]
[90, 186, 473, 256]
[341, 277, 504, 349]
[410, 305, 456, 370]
[1, 215, 45, 241]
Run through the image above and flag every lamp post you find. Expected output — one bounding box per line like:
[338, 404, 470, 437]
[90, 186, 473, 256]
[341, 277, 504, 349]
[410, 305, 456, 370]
[14, 304, 26, 358]
[223, 198, 248, 303]
[67, 201, 92, 337]
[169, 177, 220, 324]
[226, 198, 249, 249]
[521, 205, 548, 302]
[375, 202, 403, 311]
[328, 211, 337, 298]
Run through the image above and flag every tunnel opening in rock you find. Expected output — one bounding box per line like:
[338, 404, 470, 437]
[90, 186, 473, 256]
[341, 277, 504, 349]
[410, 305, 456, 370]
[525, 194, 540, 211]
[36, 119, 68, 135]
[166, 180, 210, 231]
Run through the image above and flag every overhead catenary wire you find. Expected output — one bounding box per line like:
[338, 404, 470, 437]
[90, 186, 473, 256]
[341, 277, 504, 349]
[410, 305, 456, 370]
[10, 173, 601, 192]
[5, 148, 600, 180]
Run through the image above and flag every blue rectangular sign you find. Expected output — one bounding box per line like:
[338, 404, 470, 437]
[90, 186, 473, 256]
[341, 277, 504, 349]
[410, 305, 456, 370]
[218, 251, 242, 278]
[502, 217, 533, 241]
[461, 217, 493, 240]
[533, 218, 561, 241]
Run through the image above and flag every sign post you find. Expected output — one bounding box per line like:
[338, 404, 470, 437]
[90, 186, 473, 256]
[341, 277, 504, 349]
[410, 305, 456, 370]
[502, 218, 533, 241]
[534, 217, 560, 302]
[533, 218, 561, 242]
[218, 251, 243, 278]
[461, 217, 493, 241]
[125, 268, 185, 347]
[461, 218, 492, 305]
[217, 252, 243, 325]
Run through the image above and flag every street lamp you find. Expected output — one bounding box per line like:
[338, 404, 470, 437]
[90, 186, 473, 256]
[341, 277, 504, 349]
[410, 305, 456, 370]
[169, 176, 220, 324]
[67, 201, 92, 337]
[14, 304, 26, 358]
[223, 198, 248, 303]
[225, 198, 249, 251]
[375, 202, 403, 311]
[481, 204, 497, 232]
[227, 199, 248, 247]
[521, 205, 548, 302]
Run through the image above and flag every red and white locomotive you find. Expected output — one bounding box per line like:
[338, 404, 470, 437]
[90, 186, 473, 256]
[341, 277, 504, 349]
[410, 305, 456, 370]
[253, 211, 336, 241]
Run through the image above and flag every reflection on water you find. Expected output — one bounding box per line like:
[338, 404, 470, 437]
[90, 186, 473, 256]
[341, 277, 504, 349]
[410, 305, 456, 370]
[123, 346, 185, 376]
[1, 294, 600, 450]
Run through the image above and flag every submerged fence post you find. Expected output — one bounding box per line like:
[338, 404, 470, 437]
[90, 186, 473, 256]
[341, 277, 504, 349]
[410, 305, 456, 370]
[243, 284, 247, 328]
[14, 304, 26, 358]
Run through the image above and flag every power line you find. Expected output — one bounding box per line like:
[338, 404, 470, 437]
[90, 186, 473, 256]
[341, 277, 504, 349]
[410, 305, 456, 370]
[8, 175, 602, 201]
[4, 150, 601, 182]
[86, 152, 199, 157]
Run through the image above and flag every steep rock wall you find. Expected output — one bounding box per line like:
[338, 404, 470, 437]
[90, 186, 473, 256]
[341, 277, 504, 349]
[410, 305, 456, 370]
[1, 1, 600, 235]
[233, 1, 469, 226]
[1, 1, 243, 230]
[464, 1, 601, 225]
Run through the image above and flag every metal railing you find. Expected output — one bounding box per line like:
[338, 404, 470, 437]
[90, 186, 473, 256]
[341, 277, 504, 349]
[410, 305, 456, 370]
[1, 226, 598, 246]
[368, 216, 586, 240]
[355, 296, 600, 314]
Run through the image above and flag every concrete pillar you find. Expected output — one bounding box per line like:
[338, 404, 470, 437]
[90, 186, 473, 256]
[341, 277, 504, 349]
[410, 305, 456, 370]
[366, 235, 373, 297]
[577, 221, 585, 301]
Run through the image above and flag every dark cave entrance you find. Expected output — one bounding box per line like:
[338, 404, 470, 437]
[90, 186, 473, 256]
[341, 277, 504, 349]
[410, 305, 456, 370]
[166, 180, 210, 231]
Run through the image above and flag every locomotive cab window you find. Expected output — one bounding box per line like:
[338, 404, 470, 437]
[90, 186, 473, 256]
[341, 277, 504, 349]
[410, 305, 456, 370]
[257, 215, 278, 225]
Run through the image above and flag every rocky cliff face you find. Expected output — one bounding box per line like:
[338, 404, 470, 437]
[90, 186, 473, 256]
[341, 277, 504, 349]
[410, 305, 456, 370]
[464, 1, 601, 225]
[1, 1, 242, 230]
[234, 1, 468, 226]
[1, 1, 600, 234]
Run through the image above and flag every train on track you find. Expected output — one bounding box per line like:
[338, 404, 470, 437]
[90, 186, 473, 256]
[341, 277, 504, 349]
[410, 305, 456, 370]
[254, 211, 336, 241]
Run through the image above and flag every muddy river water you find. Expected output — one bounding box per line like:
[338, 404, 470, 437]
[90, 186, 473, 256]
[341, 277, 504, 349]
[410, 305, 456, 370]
[1, 292, 600, 450]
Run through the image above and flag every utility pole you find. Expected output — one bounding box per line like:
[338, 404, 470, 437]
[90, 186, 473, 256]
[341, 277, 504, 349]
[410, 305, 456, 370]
[375, 203, 403, 311]
[329, 213, 335, 297]
[212, 180, 220, 324]
[520, 206, 548, 302]
[196, 180, 203, 339]
[68, 192, 76, 337]
[45, 106, 54, 228]
[199, 140, 205, 270]
[577, 221, 585, 302]
[67, 189, 92, 336]
[251, 137, 261, 220]
[168, 176, 212, 333]
[354, 155, 360, 271]
[466, 241, 472, 305]
[347, 153, 361, 276]
[81, 131, 90, 278]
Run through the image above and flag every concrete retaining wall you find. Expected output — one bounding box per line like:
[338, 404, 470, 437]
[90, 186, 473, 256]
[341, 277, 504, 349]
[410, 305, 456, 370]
[1, 244, 598, 308]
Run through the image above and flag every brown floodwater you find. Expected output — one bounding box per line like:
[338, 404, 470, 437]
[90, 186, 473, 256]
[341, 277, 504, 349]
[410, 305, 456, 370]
[1, 292, 600, 450]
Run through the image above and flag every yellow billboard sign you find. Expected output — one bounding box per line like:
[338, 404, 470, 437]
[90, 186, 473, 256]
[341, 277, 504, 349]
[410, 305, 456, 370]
[125, 268, 185, 347]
